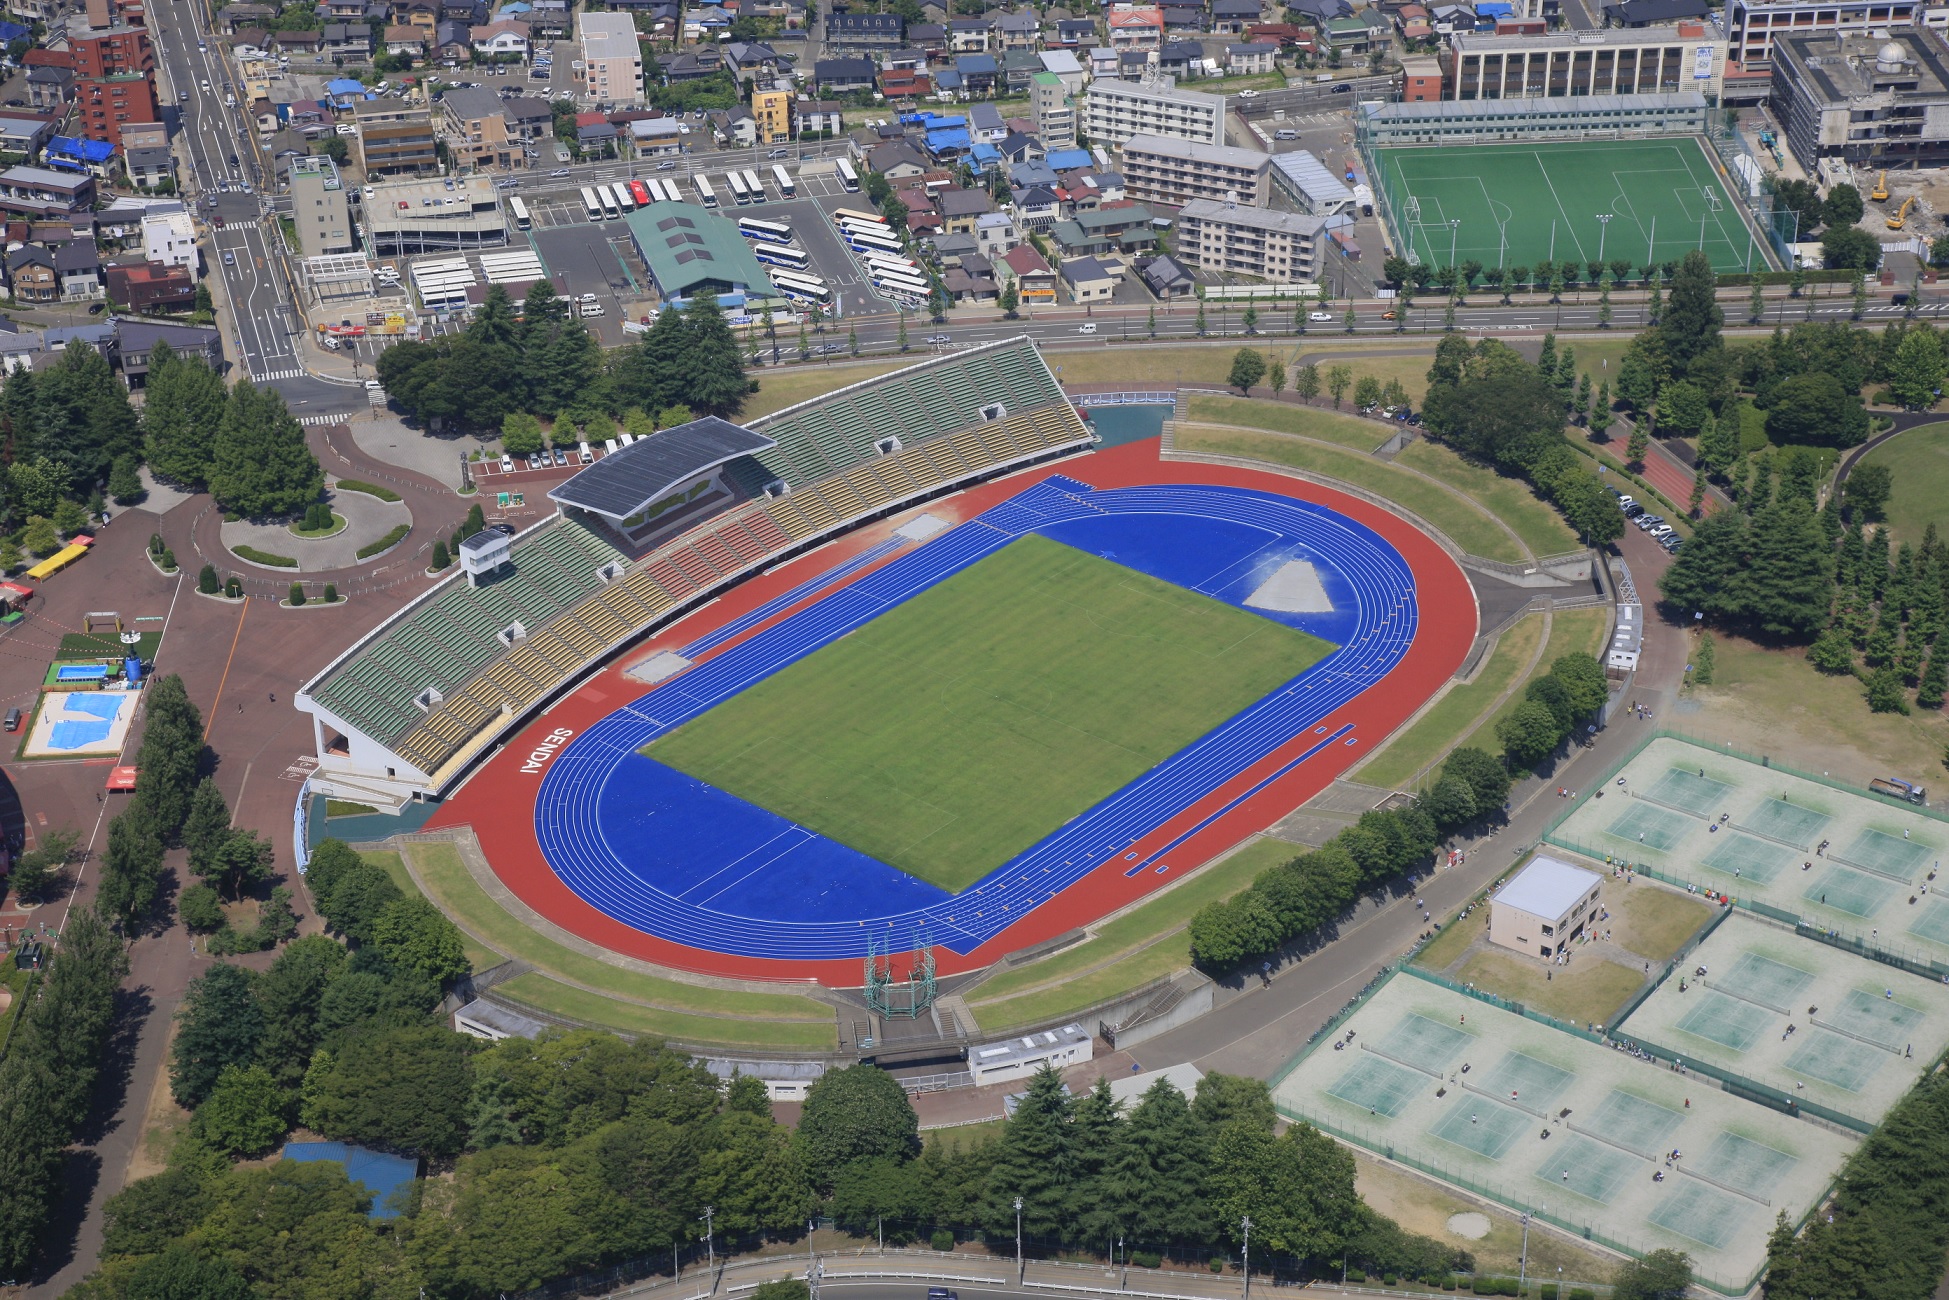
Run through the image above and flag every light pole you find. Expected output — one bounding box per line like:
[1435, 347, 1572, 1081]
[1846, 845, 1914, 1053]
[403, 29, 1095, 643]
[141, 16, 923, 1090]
[1448, 218, 1461, 270]
[1518, 1212, 1530, 1295]
[1015, 1196, 1024, 1283]
[703, 1206, 715, 1277]
[1596, 212, 1613, 266]
[1240, 1216, 1252, 1300]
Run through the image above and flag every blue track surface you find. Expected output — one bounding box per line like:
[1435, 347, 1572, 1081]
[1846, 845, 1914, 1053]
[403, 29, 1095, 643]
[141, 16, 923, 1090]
[534, 476, 1419, 960]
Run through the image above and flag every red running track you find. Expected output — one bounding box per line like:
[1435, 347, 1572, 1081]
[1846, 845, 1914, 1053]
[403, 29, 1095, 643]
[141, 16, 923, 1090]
[428, 439, 1478, 985]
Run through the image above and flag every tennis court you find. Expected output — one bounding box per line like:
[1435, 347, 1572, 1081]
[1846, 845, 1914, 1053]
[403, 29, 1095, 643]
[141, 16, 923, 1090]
[1802, 866, 1897, 918]
[1273, 972, 1858, 1292]
[1373, 139, 1764, 274]
[1717, 952, 1814, 1013]
[1606, 803, 1693, 852]
[1787, 1029, 1883, 1092]
[1642, 767, 1735, 818]
[1738, 798, 1831, 849]
[1832, 828, 1930, 882]
[1701, 833, 1790, 885]
[1674, 991, 1772, 1051]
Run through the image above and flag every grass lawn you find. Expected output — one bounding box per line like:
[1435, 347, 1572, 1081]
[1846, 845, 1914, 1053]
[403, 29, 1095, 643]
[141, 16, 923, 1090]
[1859, 420, 1949, 547]
[926, 1119, 1004, 1148]
[1394, 441, 1579, 558]
[495, 973, 839, 1049]
[1414, 907, 1487, 973]
[1184, 395, 1394, 452]
[745, 359, 909, 419]
[361, 849, 503, 972]
[1609, 883, 1714, 963]
[1456, 609, 1612, 758]
[1176, 424, 1525, 563]
[970, 836, 1295, 1016]
[1356, 615, 1546, 790]
[327, 800, 378, 817]
[402, 842, 834, 1029]
[56, 630, 162, 661]
[1453, 948, 1646, 1027]
[652, 536, 1332, 893]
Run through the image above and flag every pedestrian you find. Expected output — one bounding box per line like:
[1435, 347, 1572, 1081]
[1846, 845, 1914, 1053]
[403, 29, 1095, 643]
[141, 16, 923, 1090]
[269, 691, 276, 703]
[95, 791, 102, 804]
[1684, 1098, 1689, 1108]
[237, 701, 243, 713]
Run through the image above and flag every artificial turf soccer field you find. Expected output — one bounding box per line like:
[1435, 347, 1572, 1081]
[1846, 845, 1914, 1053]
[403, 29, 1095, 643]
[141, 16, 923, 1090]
[1375, 139, 1765, 275]
[648, 534, 1333, 894]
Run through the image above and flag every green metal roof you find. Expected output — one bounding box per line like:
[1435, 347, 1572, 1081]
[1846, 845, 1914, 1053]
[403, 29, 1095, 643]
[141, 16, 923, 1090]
[624, 201, 776, 302]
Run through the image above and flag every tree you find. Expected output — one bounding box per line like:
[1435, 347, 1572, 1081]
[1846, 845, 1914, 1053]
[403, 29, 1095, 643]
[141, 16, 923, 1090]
[302, 1024, 475, 1155]
[108, 454, 143, 505]
[1443, 747, 1512, 814]
[97, 803, 165, 934]
[1655, 379, 1710, 437]
[1808, 625, 1856, 673]
[1821, 224, 1883, 271]
[500, 412, 545, 456]
[1773, 178, 1826, 238]
[1267, 358, 1287, 397]
[1611, 1249, 1693, 1300]
[317, 860, 403, 943]
[208, 380, 324, 519]
[1294, 364, 1321, 401]
[797, 1063, 920, 1189]
[1626, 423, 1651, 469]
[981, 1065, 1073, 1237]
[1845, 462, 1893, 522]
[1661, 250, 1722, 369]
[1867, 664, 1911, 713]
[1424, 774, 1477, 829]
[1696, 411, 1739, 477]
[430, 539, 450, 570]
[190, 1063, 289, 1158]
[1824, 183, 1865, 228]
[1227, 348, 1265, 395]
[371, 896, 471, 985]
[1354, 375, 1384, 410]
[999, 278, 1019, 319]
[1887, 328, 1945, 409]
[1766, 371, 1870, 447]
[1496, 698, 1563, 769]
[1552, 471, 1626, 545]
[197, 830, 273, 902]
[141, 344, 228, 488]
[21, 514, 58, 557]
[1326, 364, 1352, 408]
[171, 963, 263, 1109]
[178, 883, 225, 933]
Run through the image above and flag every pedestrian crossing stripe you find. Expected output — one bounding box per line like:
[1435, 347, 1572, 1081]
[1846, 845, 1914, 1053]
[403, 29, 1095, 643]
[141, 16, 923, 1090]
[253, 367, 306, 382]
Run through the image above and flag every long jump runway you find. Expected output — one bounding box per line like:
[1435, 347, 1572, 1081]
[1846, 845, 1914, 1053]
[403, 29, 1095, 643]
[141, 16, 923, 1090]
[430, 442, 1478, 982]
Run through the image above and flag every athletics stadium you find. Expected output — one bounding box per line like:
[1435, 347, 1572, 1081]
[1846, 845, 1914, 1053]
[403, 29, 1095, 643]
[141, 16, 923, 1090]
[296, 339, 1475, 985]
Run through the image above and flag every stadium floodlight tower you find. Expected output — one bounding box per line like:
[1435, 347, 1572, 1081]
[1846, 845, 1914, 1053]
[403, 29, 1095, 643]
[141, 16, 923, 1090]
[863, 932, 937, 1019]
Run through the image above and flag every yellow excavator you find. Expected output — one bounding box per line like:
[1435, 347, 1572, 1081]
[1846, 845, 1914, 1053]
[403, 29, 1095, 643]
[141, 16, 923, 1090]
[1872, 170, 1890, 201]
[1888, 196, 1916, 229]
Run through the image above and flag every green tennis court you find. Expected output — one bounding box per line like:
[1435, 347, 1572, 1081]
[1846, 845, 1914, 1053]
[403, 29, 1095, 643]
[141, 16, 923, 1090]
[1328, 1055, 1426, 1117]
[1907, 898, 1949, 945]
[1373, 139, 1764, 274]
[1827, 989, 1923, 1051]
[1649, 1181, 1756, 1251]
[1584, 1089, 1685, 1158]
[1738, 798, 1831, 849]
[1534, 1135, 1637, 1204]
[1703, 833, 1791, 884]
[1676, 991, 1772, 1051]
[1833, 829, 1932, 882]
[1608, 803, 1693, 852]
[1803, 866, 1898, 918]
[1693, 1132, 1798, 1202]
[1479, 1051, 1576, 1113]
[1375, 1013, 1472, 1074]
[1643, 768, 1735, 818]
[1430, 1098, 1530, 1158]
[1718, 953, 1815, 1014]
[1788, 1028, 1886, 1092]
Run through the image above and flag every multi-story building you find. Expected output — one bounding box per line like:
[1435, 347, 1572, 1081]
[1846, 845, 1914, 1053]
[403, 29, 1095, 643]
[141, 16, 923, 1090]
[1356, 92, 1712, 144]
[1728, 0, 1932, 70]
[751, 87, 793, 144]
[577, 12, 644, 105]
[290, 155, 354, 256]
[363, 175, 507, 255]
[69, 20, 153, 80]
[826, 11, 904, 51]
[1120, 133, 1269, 205]
[0, 165, 94, 219]
[440, 85, 523, 170]
[1444, 23, 1726, 102]
[77, 71, 157, 146]
[1108, 5, 1164, 49]
[1771, 28, 1949, 170]
[140, 208, 197, 269]
[1029, 70, 1076, 147]
[354, 98, 439, 173]
[1083, 74, 1225, 146]
[1174, 197, 1329, 280]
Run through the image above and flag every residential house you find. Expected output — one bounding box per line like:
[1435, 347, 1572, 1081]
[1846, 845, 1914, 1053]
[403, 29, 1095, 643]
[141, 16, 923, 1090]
[25, 65, 74, 110]
[106, 260, 194, 312]
[1135, 252, 1195, 297]
[430, 21, 472, 60]
[274, 28, 324, 58]
[140, 209, 197, 270]
[1056, 16, 1096, 43]
[1211, 0, 1262, 32]
[216, 2, 275, 30]
[881, 67, 932, 98]
[928, 230, 979, 262]
[1000, 47, 1043, 90]
[663, 50, 723, 80]
[1162, 4, 1204, 30]
[1108, 6, 1164, 49]
[1157, 39, 1206, 74]
[393, 0, 439, 31]
[46, 135, 120, 183]
[1050, 204, 1156, 260]
[997, 129, 1043, 162]
[4, 244, 54, 301]
[52, 241, 102, 302]
[938, 187, 993, 232]
[800, 99, 844, 133]
[814, 57, 876, 92]
[384, 22, 428, 52]
[867, 139, 929, 178]
[950, 17, 994, 50]
[968, 102, 1007, 139]
[907, 21, 948, 57]
[996, 9, 1038, 46]
[973, 208, 1016, 255]
[1011, 182, 1060, 227]
[574, 111, 619, 152]
[1061, 253, 1117, 302]
[0, 111, 57, 160]
[115, 320, 222, 387]
[827, 11, 903, 50]
[321, 22, 373, 56]
[726, 40, 793, 78]
[683, 6, 734, 40]
[470, 18, 528, 54]
[629, 117, 684, 152]
[354, 99, 440, 173]
[0, 166, 94, 219]
[1246, 20, 1306, 44]
[1000, 241, 1057, 300]
[125, 144, 173, 189]
[956, 52, 998, 93]
[503, 95, 552, 140]
[1227, 41, 1275, 70]
[942, 255, 999, 301]
[1087, 45, 1120, 75]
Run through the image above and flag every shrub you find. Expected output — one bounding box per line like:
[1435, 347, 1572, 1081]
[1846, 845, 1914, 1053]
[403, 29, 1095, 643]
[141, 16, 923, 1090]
[1133, 1252, 1162, 1270]
[179, 882, 225, 932]
[333, 479, 401, 502]
[224, 576, 242, 598]
[931, 1230, 953, 1252]
[148, 532, 164, 557]
[1345, 1269, 1365, 1284]
[233, 545, 298, 568]
[323, 583, 338, 604]
[1209, 1259, 1224, 1274]
[1443, 1280, 1459, 1293]
[358, 524, 410, 560]
[430, 539, 450, 570]
[160, 548, 176, 571]
[197, 564, 219, 594]
[1567, 1290, 1595, 1300]
[1541, 1285, 1558, 1299]
[288, 582, 305, 606]
[1383, 1274, 1398, 1286]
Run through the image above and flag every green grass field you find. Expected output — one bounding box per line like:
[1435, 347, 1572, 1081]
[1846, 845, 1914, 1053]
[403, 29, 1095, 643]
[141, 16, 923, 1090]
[1858, 421, 1949, 546]
[651, 536, 1332, 893]
[1354, 613, 1547, 790]
[1376, 139, 1764, 275]
[56, 631, 161, 661]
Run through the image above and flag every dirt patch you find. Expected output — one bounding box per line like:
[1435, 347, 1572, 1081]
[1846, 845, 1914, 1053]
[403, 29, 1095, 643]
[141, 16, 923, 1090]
[1446, 1212, 1491, 1240]
[1608, 880, 1715, 962]
[1454, 948, 1647, 1028]
[124, 1018, 191, 1185]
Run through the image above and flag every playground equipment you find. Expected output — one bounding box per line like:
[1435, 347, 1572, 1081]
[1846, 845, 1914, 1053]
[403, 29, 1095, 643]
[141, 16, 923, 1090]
[1889, 196, 1916, 229]
[83, 612, 122, 634]
[1872, 170, 1890, 201]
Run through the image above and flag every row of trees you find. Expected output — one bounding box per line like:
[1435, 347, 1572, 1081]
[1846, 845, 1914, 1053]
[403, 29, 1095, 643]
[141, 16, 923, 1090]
[1492, 652, 1614, 771]
[143, 344, 325, 519]
[374, 282, 747, 434]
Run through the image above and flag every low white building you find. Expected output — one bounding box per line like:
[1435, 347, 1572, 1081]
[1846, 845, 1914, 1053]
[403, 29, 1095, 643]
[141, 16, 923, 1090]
[1490, 855, 1603, 960]
[140, 210, 198, 272]
[969, 1022, 1093, 1086]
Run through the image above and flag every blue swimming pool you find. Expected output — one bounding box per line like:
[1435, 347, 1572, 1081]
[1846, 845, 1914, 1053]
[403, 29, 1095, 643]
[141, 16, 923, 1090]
[55, 664, 110, 682]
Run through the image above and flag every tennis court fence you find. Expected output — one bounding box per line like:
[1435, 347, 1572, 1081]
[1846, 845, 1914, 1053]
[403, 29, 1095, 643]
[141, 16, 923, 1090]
[1402, 962, 1611, 1041]
[1609, 1030, 1873, 1135]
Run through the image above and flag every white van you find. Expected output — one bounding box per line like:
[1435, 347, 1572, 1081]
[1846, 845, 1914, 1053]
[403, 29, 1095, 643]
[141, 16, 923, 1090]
[577, 441, 594, 464]
[1077, 322, 1097, 334]
[603, 438, 619, 455]
[500, 454, 515, 472]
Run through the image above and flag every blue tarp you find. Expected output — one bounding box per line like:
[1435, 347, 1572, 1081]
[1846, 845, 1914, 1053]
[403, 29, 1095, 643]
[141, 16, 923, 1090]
[925, 127, 971, 153]
[326, 77, 366, 94]
[0, 22, 30, 42]
[46, 135, 115, 164]
[282, 1143, 420, 1220]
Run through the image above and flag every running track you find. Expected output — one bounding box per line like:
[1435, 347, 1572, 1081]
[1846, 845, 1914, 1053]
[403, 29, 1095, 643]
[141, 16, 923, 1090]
[429, 442, 1478, 984]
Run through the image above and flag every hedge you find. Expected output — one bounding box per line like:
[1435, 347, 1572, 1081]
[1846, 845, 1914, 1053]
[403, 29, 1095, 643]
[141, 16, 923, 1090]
[233, 545, 298, 568]
[335, 479, 403, 502]
[357, 524, 411, 559]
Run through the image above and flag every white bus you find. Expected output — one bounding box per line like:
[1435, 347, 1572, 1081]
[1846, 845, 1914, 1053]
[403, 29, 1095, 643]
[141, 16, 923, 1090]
[836, 218, 890, 239]
[772, 163, 795, 198]
[836, 157, 860, 192]
[754, 244, 811, 271]
[738, 216, 794, 243]
[694, 175, 718, 208]
[769, 270, 832, 307]
[646, 178, 671, 203]
[596, 185, 620, 219]
[742, 168, 764, 202]
[612, 182, 636, 214]
[833, 206, 885, 227]
[580, 186, 603, 223]
[875, 269, 931, 295]
[509, 195, 531, 230]
[848, 229, 905, 255]
[860, 248, 918, 269]
[725, 171, 751, 205]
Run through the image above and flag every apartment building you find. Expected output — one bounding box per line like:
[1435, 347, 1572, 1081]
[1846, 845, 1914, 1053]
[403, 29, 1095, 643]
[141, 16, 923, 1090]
[752, 87, 793, 143]
[1728, 0, 1932, 70]
[1083, 74, 1225, 146]
[1444, 23, 1727, 102]
[290, 155, 354, 256]
[140, 208, 197, 269]
[77, 70, 156, 145]
[69, 21, 153, 79]
[440, 85, 522, 170]
[577, 11, 645, 105]
[354, 98, 439, 173]
[1174, 197, 1329, 279]
[1771, 28, 1949, 169]
[1030, 70, 1076, 147]
[1120, 133, 1269, 205]
[0, 165, 94, 219]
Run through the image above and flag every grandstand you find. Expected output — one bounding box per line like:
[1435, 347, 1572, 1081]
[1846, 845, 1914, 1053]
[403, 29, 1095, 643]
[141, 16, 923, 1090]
[295, 337, 1093, 806]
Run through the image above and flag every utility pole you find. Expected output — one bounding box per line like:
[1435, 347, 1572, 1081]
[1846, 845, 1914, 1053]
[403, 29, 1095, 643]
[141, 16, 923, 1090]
[703, 1206, 716, 1279]
[1015, 1197, 1025, 1284]
[1240, 1217, 1252, 1300]
[1518, 1213, 1531, 1296]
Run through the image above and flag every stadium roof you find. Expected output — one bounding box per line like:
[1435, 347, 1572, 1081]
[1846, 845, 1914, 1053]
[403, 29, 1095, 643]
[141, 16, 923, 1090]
[548, 417, 776, 520]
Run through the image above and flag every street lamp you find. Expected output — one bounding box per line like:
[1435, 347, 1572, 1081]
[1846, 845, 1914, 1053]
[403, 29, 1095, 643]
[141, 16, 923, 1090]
[1014, 1197, 1025, 1283]
[1240, 1216, 1252, 1300]
[1448, 218, 1461, 270]
[1596, 213, 1613, 265]
[1518, 1212, 1530, 1295]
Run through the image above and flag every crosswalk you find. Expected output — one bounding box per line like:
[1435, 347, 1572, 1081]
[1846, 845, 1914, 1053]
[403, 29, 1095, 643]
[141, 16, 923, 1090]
[252, 367, 306, 382]
[297, 413, 345, 426]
